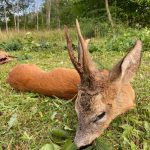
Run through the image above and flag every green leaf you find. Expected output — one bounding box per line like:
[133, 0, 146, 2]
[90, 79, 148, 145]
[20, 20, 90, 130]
[143, 141, 149, 150]
[142, 104, 150, 112]
[40, 144, 53, 150]
[130, 141, 137, 150]
[50, 135, 65, 144]
[22, 131, 33, 141]
[51, 128, 69, 139]
[144, 121, 150, 136]
[95, 138, 113, 150]
[51, 112, 57, 120]
[64, 125, 73, 131]
[40, 143, 60, 150]
[63, 139, 77, 150]
[8, 113, 17, 129]
[53, 144, 60, 150]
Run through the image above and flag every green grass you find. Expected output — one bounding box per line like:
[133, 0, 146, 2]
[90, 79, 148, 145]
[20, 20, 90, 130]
[0, 30, 150, 150]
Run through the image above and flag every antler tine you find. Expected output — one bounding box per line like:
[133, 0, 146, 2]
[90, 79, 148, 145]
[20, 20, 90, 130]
[76, 19, 97, 74]
[77, 40, 83, 65]
[64, 26, 82, 75]
[78, 39, 90, 66]
[76, 19, 85, 48]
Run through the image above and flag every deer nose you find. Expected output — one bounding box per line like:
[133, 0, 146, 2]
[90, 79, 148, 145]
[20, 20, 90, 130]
[74, 135, 93, 149]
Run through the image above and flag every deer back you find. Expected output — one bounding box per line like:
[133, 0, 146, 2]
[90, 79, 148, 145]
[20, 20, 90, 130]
[7, 64, 80, 99]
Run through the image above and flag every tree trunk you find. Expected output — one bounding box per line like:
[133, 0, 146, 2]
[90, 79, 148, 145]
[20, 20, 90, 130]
[17, 0, 20, 32]
[41, 11, 44, 29]
[23, 9, 26, 31]
[4, 4, 8, 33]
[24, 14, 27, 30]
[26, 0, 31, 30]
[36, 11, 39, 31]
[46, 0, 51, 30]
[105, 0, 114, 28]
[14, 15, 17, 31]
[56, 0, 60, 29]
[17, 15, 20, 32]
[12, 4, 17, 31]
[35, 0, 39, 31]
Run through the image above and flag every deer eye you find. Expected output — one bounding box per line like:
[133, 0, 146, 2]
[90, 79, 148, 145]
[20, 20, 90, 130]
[93, 112, 106, 123]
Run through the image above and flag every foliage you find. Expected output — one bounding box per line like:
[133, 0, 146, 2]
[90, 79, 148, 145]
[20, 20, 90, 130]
[0, 25, 150, 53]
[106, 27, 150, 51]
[113, 0, 150, 27]
[0, 0, 150, 30]
[60, 0, 150, 27]
[0, 0, 34, 28]
[22, 32, 52, 51]
[0, 39, 23, 51]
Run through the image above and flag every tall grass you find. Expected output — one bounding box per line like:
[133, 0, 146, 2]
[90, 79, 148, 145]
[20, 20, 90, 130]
[0, 23, 149, 53]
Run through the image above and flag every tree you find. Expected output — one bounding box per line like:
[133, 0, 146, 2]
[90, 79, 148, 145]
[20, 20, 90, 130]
[46, 0, 51, 30]
[0, 0, 12, 31]
[16, 0, 19, 32]
[11, 2, 17, 30]
[55, 0, 60, 28]
[0, 0, 149, 30]
[34, 0, 39, 31]
[105, 0, 114, 28]
[3, 2, 8, 32]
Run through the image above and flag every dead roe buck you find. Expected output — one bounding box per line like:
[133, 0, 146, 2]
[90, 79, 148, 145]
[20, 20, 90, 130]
[0, 51, 16, 64]
[7, 20, 142, 148]
[64, 20, 142, 149]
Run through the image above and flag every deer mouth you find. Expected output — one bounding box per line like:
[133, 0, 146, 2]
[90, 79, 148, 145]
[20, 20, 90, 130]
[0, 57, 8, 64]
[0, 57, 7, 61]
[78, 142, 93, 150]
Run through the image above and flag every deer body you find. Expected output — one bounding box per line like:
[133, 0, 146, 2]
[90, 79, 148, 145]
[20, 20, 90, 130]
[7, 64, 80, 99]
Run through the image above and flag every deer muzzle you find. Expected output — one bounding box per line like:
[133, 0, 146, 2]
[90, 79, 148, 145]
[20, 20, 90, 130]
[74, 130, 99, 149]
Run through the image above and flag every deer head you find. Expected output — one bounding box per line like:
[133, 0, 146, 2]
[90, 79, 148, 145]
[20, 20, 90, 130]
[0, 51, 16, 64]
[65, 20, 142, 149]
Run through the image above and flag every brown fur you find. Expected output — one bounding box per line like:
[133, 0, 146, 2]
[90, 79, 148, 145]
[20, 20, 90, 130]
[74, 70, 136, 148]
[65, 20, 142, 149]
[7, 64, 80, 99]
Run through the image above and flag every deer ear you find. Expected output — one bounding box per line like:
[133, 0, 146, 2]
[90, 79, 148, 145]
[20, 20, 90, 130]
[109, 40, 142, 83]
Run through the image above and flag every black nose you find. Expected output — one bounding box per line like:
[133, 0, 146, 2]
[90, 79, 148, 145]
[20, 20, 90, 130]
[78, 143, 93, 150]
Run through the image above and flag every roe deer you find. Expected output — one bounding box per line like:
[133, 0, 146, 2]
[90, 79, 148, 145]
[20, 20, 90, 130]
[64, 20, 142, 149]
[0, 51, 16, 64]
[7, 65, 80, 99]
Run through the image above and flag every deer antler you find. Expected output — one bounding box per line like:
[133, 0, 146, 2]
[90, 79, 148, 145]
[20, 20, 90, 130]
[65, 20, 99, 88]
[64, 25, 83, 75]
[75, 19, 98, 75]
